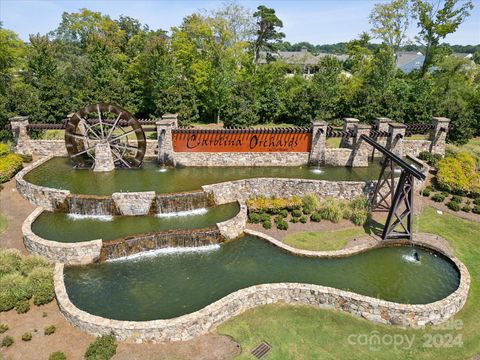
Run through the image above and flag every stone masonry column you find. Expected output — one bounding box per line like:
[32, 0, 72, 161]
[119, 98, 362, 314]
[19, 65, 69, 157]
[309, 120, 327, 166]
[9, 116, 31, 155]
[386, 123, 406, 157]
[340, 118, 359, 148]
[156, 113, 178, 167]
[93, 143, 115, 172]
[351, 123, 371, 167]
[429, 117, 450, 155]
[375, 117, 392, 132]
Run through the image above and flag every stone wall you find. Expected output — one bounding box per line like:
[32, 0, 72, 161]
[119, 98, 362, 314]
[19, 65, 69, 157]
[324, 148, 354, 166]
[216, 203, 247, 240]
[112, 192, 156, 216]
[23, 208, 102, 265]
[174, 152, 310, 167]
[53, 231, 470, 343]
[403, 140, 432, 158]
[16, 156, 71, 211]
[203, 178, 376, 205]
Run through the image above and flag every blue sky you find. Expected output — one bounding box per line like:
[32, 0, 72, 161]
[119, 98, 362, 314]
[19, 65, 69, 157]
[1, 0, 479, 45]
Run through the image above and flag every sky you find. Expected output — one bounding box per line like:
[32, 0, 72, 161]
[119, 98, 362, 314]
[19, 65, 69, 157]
[0, 0, 479, 45]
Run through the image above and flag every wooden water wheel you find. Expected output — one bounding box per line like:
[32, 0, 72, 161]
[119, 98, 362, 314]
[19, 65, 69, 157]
[65, 103, 146, 168]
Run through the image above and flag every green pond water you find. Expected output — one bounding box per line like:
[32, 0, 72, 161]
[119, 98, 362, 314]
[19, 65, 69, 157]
[64, 235, 460, 321]
[31, 203, 239, 243]
[24, 157, 383, 195]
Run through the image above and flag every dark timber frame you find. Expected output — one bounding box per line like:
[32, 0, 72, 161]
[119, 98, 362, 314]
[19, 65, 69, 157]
[361, 135, 426, 241]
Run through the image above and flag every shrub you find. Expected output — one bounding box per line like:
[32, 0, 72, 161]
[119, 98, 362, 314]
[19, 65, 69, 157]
[302, 193, 320, 214]
[318, 198, 343, 223]
[49, 352, 67, 360]
[290, 217, 299, 223]
[279, 209, 288, 218]
[21, 332, 32, 341]
[246, 196, 302, 213]
[447, 201, 461, 212]
[0, 143, 10, 157]
[274, 215, 283, 224]
[276, 220, 288, 230]
[27, 267, 54, 306]
[15, 299, 30, 314]
[258, 213, 270, 223]
[248, 212, 261, 224]
[461, 205, 472, 213]
[19, 154, 32, 163]
[310, 212, 322, 222]
[0, 324, 8, 333]
[44, 325, 56, 335]
[431, 193, 446, 202]
[420, 188, 431, 196]
[451, 195, 463, 203]
[0, 153, 23, 183]
[474, 197, 480, 206]
[1, 335, 13, 347]
[473, 206, 480, 214]
[291, 209, 302, 218]
[299, 215, 308, 223]
[418, 151, 442, 167]
[262, 219, 272, 229]
[436, 152, 480, 195]
[85, 334, 117, 360]
[0, 248, 22, 276]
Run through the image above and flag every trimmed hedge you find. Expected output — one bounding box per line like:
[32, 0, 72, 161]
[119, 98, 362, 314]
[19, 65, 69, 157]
[0, 153, 23, 183]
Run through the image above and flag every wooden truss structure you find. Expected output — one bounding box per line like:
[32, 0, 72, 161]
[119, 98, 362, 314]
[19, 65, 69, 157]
[361, 135, 426, 241]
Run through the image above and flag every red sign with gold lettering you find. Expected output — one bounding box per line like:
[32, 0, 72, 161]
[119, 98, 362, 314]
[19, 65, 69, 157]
[172, 128, 312, 153]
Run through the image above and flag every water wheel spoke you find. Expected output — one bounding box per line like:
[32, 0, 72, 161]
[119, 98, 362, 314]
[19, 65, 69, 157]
[106, 112, 123, 140]
[72, 145, 96, 157]
[111, 147, 131, 168]
[97, 104, 105, 139]
[110, 129, 138, 142]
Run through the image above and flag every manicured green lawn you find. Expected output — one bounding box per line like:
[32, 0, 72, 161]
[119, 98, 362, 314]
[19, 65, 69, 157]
[283, 227, 367, 251]
[0, 213, 6, 234]
[218, 207, 480, 359]
[326, 137, 341, 148]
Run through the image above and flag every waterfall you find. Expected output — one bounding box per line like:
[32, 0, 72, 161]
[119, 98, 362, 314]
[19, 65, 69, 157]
[155, 191, 214, 214]
[67, 195, 116, 216]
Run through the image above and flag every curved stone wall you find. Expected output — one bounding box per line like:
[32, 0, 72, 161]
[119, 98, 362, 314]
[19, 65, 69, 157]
[53, 232, 470, 343]
[23, 208, 102, 265]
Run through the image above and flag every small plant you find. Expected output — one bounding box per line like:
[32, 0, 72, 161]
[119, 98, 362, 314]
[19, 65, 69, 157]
[15, 299, 30, 314]
[262, 219, 272, 229]
[276, 219, 288, 230]
[49, 351, 67, 360]
[299, 215, 308, 223]
[420, 188, 431, 196]
[290, 216, 299, 223]
[310, 212, 322, 222]
[461, 205, 472, 213]
[474, 197, 480, 206]
[472, 206, 480, 214]
[291, 209, 302, 218]
[42, 311, 48, 318]
[0, 324, 8, 333]
[318, 198, 343, 223]
[22, 332, 32, 341]
[1, 335, 13, 347]
[85, 334, 117, 360]
[248, 212, 262, 224]
[431, 193, 446, 202]
[302, 193, 320, 214]
[451, 195, 462, 203]
[273, 215, 283, 224]
[447, 201, 461, 212]
[279, 209, 288, 218]
[44, 325, 56, 335]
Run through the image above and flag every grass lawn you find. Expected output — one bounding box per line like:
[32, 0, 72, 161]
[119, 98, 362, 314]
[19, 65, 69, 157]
[282, 227, 367, 251]
[0, 213, 6, 234]
[326, 137, 342, 148]
[405, 134, 429, 140]
[218, 207, 480, 359]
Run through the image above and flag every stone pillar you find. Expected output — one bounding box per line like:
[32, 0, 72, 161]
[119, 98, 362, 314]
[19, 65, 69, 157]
[93, 143, 115, 172]
[156, 113, 177, 167]
[386, 123, 406, 157]
[351, 123, 371, 167]
[429, 117, 450, 155]
[309, 120, 328, 166]
[9, 116, 31, 155]
[374, 117, 392, 148]
[340, 118, 359, 148]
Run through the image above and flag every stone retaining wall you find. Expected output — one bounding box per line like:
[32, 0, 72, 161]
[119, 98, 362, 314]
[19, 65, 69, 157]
[175, 152, 310, 167]
[53, 231, 470, 343]
[203, 178, 376, 205]
[16, 156, 71, 211]
[403, 139, 432, 158]
[23, 208, 102, 265]
[216, 203, 247, 240]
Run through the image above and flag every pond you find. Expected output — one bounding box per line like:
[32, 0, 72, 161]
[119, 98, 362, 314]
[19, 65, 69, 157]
[24, 157, 382, 195]
[31, 202, 239, 243]
[64, 235, 460, 321]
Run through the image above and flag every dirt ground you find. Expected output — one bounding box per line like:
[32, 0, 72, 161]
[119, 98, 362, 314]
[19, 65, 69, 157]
[0, 178, 240, 360]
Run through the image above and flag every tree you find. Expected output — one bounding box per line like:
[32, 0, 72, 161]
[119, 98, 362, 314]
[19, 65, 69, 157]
[253, 5, 285, 65]
[369, 0, 411, 59]
[412, 0, 473, 75]
[212, 1, 256, 44]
